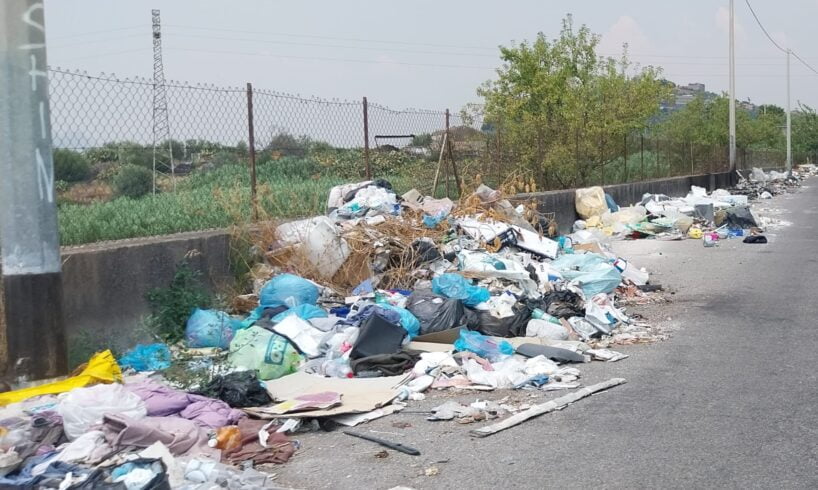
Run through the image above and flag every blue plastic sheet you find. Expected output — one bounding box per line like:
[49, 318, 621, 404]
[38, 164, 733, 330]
[260, 274, 319, 309]
[453, 330, 514, 362]
[186, 308, 243, 349]
[271, 304, 328, 323]
[432, 273, 490, 307]
[118, 343, 172, 372]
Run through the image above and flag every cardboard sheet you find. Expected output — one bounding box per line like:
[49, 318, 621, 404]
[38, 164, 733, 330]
[244, 372, 410, 418]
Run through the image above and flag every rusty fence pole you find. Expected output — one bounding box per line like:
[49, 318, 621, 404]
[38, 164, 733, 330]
[445, 109, 461, 196]
[246, 83, 258, 222]
[363, 97, 371, 180]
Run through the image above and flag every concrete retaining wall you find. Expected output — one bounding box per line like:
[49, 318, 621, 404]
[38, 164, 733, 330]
[60, 229, 233, 351]
[514, 171, 738, 233]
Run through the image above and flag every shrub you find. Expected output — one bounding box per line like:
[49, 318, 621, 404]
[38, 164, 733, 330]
[114, 165, 153, 198]
[53, 149, 91, 182]
[146, 260, 211, 344]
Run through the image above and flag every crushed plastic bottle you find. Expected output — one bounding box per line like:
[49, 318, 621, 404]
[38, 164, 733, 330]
[208, 426, 242, 451]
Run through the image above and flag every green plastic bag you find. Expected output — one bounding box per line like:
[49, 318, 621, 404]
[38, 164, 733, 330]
[228, 326, 304, 380]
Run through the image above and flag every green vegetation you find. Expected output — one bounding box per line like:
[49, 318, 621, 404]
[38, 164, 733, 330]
[474, 15, 671, 188]
[53, 149, 91, 182]
[58, 155, 423, 245]
[113, 164, 153, 198]
[145, 260, 212, 344]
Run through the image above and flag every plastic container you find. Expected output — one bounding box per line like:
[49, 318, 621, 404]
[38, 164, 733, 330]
[208, 426, 242, 451]
[613, 258, 649, 286]
[530, 308, 561, 325]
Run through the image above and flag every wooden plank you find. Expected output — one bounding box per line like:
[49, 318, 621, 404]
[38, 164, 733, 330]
[469, 378, 627, 437]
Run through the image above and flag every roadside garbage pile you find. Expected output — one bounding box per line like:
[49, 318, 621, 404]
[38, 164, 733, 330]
[0, 179, 663, 480]
[572, 165, 817, 246]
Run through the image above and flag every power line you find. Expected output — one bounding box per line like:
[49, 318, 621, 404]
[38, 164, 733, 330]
[49, 25, 143, 41]
[744, 0, 787, 53]
[164, 47, 497, 70]
[56, 48, 151, 62]
[744, 1, 818, 75]
[165, 32, 499, 58]
[791, 51, 818, 76]
[166, 24, 498, 52]
[48, 33, 144, 50]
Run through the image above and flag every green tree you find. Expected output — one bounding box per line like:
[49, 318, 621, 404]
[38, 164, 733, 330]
[477, 15, 670, 187]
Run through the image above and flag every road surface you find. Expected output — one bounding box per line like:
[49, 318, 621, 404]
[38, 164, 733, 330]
[274, 180, 817, 489]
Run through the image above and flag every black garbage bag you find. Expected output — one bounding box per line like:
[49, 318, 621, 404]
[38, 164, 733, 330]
[409, 239, 442, 267]
[196, 370, 273, 408]
[406, 291, 478, 335]
[743, 235, 768, 244]
[350, 351, 420, 377]
[536, 290, 585, 318]
[470, 305, 531, 338]
[350, 312, 406, 360]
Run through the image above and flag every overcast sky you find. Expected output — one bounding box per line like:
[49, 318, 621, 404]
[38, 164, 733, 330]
[42, 0, 818, 112]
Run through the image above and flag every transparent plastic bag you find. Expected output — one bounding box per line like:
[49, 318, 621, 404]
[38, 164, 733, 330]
[453, 330, 514, 362]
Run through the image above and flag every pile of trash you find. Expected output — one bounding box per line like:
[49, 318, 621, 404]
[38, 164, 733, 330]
[0, 175, 719, 486]
[572, 165, 816, 246]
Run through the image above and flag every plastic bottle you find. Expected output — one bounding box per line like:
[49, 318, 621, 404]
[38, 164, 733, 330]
[322, 358, 353, 378]
[208, 426, 242, 451]
[530, 308, 562, 325]
[613, 258, 649, 286]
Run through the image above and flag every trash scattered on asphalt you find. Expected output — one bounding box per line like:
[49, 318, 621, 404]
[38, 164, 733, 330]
[0, 167, 809, 486]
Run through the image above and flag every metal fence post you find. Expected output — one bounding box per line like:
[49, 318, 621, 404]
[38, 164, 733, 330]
[640, 133, 645, 180]
[623, 133, 628, 183]
[246, 83, 258, 222]
[363, 96, 371, 180]
[445, 109, 461, 196]
[0, 0, 66, 378]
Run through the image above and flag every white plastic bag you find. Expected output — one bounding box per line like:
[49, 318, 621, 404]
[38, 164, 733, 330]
[526, 319, 569, 341]
[57, 384, 147, 440]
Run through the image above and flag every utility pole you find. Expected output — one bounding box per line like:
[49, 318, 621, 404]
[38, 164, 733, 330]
[786, 48, 792, 176]
[0, 0, 67, 379]
[151, 9, 174, 193]
[728, 0, 737, 171]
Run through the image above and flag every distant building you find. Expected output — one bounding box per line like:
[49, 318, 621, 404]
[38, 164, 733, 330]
[660, 81, 717, 113]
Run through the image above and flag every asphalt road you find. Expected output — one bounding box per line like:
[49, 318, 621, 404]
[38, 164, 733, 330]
[273, 180, 818, 490]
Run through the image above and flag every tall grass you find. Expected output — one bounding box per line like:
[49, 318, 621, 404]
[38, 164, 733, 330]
[59, 158, 418, 245]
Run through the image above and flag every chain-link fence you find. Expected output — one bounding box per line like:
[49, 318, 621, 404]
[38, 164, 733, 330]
[47, 67, 798, 245]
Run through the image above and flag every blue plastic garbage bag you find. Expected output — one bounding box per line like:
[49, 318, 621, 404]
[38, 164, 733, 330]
[271, 304, 328, 323]
[571, 266, 622, 297]
[375, 303, 421, 339]
[605, 193, 619, 212]
[118, 343, 172, 372]
[186, 308, 243, 349]
[432, 273, 490, 307]
[260, 274, 319, 309]
[550, 253, 609, 280]
[453, 329, 514, 362]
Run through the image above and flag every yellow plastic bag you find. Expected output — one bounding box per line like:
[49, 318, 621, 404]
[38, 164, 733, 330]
[687, 228, 703, 239]
[575, 187, 607, 219]
[0, 350, 122, 406]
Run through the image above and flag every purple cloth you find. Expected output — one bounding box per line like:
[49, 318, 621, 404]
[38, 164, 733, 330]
[102, 413, 218, 458]
[125, 379, 244, 429]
